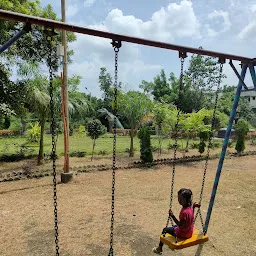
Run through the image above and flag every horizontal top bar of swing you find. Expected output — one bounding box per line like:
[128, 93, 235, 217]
[0, 9, 252, 63]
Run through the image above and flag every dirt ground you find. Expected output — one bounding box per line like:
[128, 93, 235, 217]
[0, 155, 256, 256]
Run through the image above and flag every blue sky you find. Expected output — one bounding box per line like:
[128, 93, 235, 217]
[40, 0, 256, 97]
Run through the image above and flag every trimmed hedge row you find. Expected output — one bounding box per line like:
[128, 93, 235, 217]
[1, 150, 256, 183]
[0, 130, 20, 137]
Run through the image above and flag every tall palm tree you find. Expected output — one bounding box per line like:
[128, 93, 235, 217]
[19, 63, 88, 164]
[19, 64, 50, 164]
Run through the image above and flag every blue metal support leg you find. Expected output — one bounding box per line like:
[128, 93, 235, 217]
[229, 60, 248, 90]
[249, 63, 256, 88]
[203, 63, 248, 235]
[0, 23, 31, 54]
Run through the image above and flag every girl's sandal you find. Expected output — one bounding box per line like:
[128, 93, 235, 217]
[152, 247, 163, 255]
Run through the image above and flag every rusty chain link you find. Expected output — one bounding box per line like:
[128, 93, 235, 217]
[164, 53, 186, 237]
[46, 28, 59, 256]
[108, 40, 121, 256]
[194, 62, 224, 229]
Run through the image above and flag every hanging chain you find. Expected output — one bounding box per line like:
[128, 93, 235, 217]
[108, 40, 121, 256]
[194, 62, 224, 228]
[165, 53, 186, 232]
[46, 29, 60, 256]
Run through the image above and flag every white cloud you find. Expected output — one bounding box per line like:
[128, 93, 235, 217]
[251, 4, 256, 12]
[66, 4, 79, 18]
[103, 0, 201, 41]
[238, 22, 256, 40]
[238, 4, 256, 40]
[206, 10, 231, 37]
[84, 0, 96, 8]
[69, 0, 201, 96]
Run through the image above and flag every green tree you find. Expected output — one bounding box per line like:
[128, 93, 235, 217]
[139, 80, 155, 95]
[19, 63, 88, 164]
[0, 0, 76, 110]
[98, 67, 121, 110]
[159, 49, 226, 113]
[0, 103, 15, 129]
[181, 109, 212, 152]
[87, 119, 106, 161]
[99, 67, 112, 103]
[153, 102, 175, 155]
[217, 85, 256, 127]
[137, 125, 153, 163]
[139, 69, 170, 102]
[161, 107, 182, 151]
[234, 119, 249, 154]
[18, 63, 50, 164]
[53, 75, 88, 122]
[184, 50, 226, 112]
[117, 91, 152, 157]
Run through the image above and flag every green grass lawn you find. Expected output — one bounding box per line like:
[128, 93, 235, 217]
[0, 133, 199, 156]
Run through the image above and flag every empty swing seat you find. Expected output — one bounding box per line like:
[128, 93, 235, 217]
[160, 228, 209, 250]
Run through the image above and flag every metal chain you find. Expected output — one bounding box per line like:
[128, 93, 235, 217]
[194, 63, 223, 228]
[47, 31, 60, 256]
[165, 55, 186, 231]
[108, 40, 121, 256]
[199, 209, 204, 229]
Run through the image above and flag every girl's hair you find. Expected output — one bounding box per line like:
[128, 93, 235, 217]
[178, 188, 193, 207]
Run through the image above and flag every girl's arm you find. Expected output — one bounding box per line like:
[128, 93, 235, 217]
[193, 202, 201, 212]
[169, 209, 184, 226]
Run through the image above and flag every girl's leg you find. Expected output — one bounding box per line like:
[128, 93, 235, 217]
[154, 226, 177, 253]
[163, 226, 177, 237]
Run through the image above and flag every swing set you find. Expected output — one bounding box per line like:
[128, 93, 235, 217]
[0, 9, 256, 256]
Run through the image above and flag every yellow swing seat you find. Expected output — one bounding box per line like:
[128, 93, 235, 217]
[160, 228, 209, 250]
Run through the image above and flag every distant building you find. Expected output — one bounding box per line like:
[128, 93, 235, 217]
[240, 88, 256, 111]
[217, 128, 235, 139]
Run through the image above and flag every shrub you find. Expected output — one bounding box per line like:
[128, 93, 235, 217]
[250, 135, 256, 145]
[191, 143, 199, 149]
[16, 144, 35, 155]
[151, 145, 160, 152]
[234, 119, 249, 153]
[3, 117, 11, 129]
[124, 147, 137, 153]
[79, 125, 86, 134]
[124, 148, 130, 153]
[167, 143, 180, 150]
[198, 129, 211, 154]
[0, 151, 35, 162]
[137, 126, 153, 163]
[198, 141, 206, 154]
[27, 122, 40, 143]
[44, 152, 59, 160]
[69, 125, 74, 136]
[70, 151, 86, 157]
[208, 141, 222, 149]
[0, 153, 25, 162]
[98, 150, 107, 155]
[87, 119, 107, 161]
[228, 140, 235, 148]
[9, 116, 21, 131]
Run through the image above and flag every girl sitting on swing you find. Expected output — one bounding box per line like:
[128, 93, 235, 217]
[153, 188, 200, 255]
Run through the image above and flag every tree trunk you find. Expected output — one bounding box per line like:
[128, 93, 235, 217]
[158, 128, 162, 156]
[91, 138, 96, 161]
[129, 128, 134, 157]
[37, 115, 45, 165]
[185, 137, 189, 152]
[20, 117, 26, 136]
